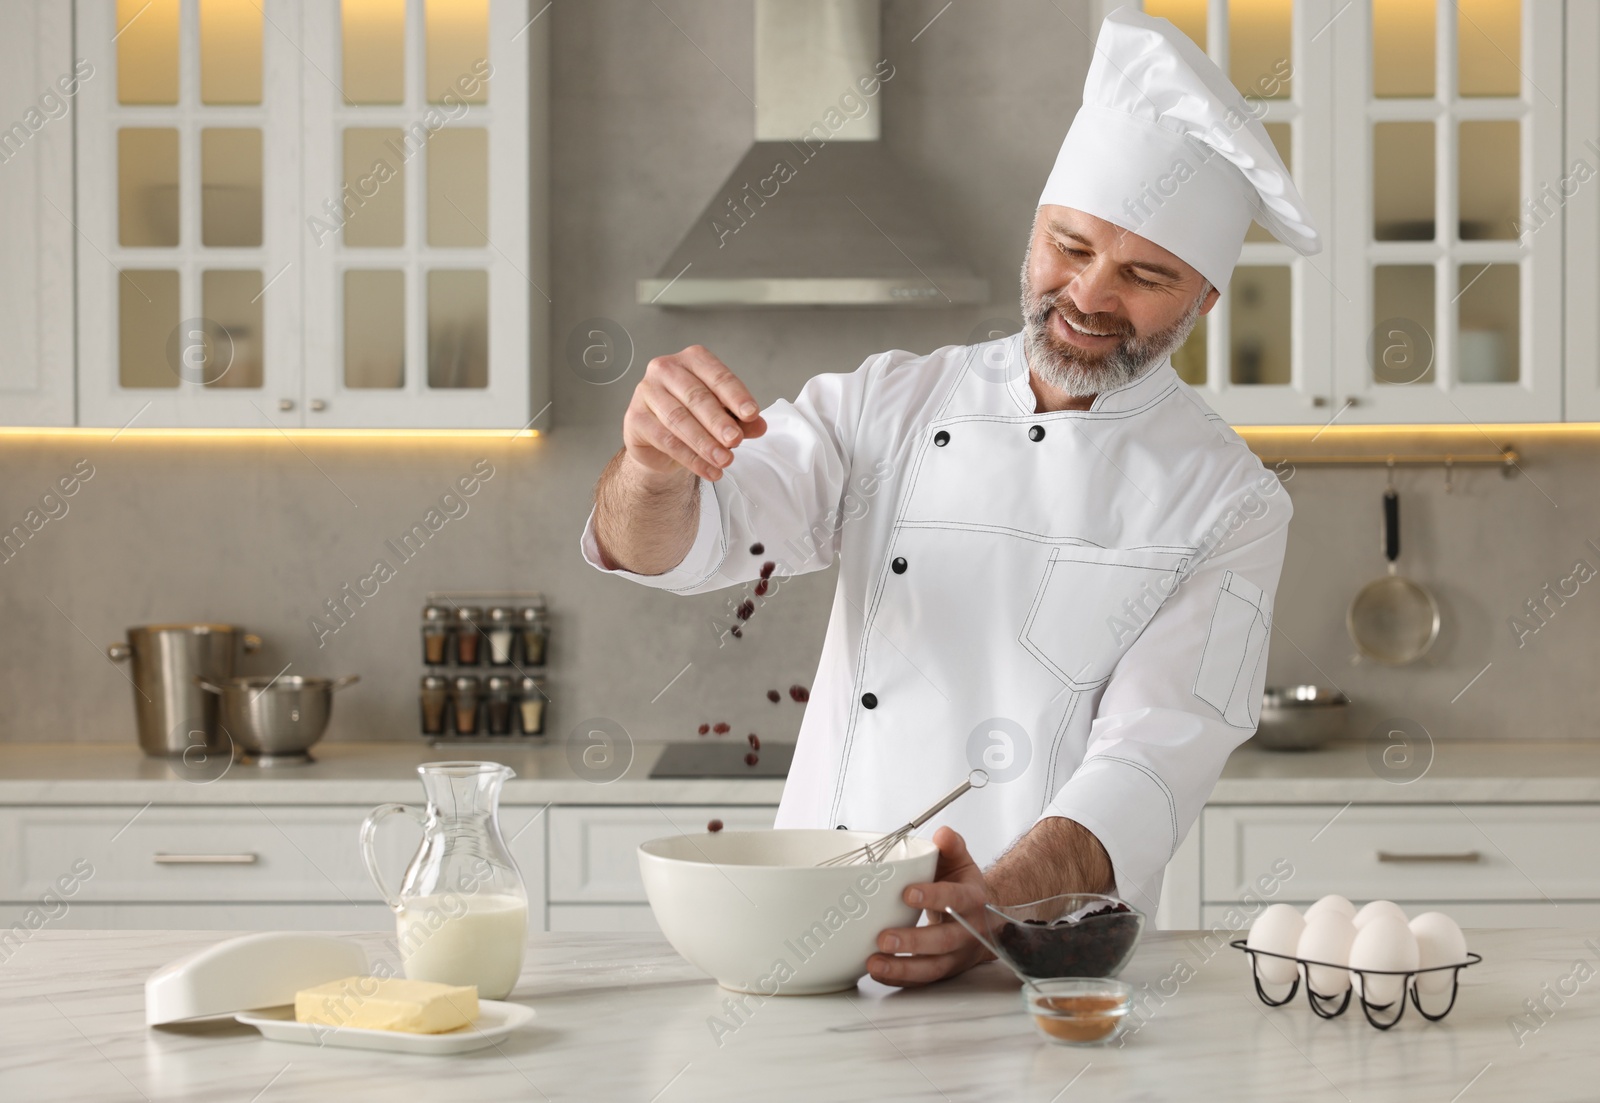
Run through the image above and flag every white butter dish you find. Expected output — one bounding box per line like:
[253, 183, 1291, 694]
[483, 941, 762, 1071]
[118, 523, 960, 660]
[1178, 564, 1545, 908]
[236, 999, 534, 1055]
[146, 932, 369, 1026]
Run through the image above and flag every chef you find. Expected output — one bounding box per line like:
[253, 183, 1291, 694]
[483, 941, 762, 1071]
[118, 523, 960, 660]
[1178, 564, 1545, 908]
[582, 7, 1319, 986]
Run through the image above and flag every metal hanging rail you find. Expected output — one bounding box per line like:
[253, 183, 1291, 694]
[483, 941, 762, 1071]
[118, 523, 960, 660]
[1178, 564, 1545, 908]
[1252, 448, 1519, 470]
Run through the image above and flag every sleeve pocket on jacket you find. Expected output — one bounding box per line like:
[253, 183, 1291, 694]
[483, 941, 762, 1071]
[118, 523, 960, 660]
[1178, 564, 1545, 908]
[1192, 570, 1272, 729]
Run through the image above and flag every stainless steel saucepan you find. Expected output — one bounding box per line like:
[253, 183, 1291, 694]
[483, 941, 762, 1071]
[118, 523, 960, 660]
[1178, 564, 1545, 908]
[108, 624, 262, 756]
[197, 674, 359, 765]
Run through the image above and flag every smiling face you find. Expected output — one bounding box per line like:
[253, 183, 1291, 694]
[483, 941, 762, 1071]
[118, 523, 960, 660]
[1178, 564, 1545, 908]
[1020, 205, 1219, 404]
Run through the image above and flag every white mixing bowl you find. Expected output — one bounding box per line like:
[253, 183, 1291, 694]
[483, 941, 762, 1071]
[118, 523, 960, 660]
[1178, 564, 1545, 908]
[638, 829, 940, 995]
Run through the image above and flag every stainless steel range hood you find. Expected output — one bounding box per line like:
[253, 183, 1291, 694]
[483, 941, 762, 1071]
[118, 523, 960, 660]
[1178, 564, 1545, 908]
[638, 0, 987, 309]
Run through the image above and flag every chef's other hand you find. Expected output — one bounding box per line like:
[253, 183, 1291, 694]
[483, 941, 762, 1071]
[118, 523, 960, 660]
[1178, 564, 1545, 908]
[623, 345, 768, 483]
[867, 827, 994, 988]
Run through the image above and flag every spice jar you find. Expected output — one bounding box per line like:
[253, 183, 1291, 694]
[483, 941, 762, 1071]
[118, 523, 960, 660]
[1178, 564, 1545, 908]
[485, 676, 514, 735]
[451, 675, 482, 735]
[421, 605, 453, 666]
[517, 604, 548, 667]
[454, 606, 484, 665]
[517, 675, 546, 735]
[486, 607, 516, 667]
[420, 675, 450, 736]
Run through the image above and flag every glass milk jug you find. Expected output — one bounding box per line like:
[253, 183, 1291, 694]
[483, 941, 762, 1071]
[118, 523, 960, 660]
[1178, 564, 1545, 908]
[361, 761, 528, 1000]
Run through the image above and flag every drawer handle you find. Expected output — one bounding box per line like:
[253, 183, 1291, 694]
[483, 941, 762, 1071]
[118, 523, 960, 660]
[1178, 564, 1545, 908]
[153, 852, 259, 865]
[1375, 850, 1481, 864]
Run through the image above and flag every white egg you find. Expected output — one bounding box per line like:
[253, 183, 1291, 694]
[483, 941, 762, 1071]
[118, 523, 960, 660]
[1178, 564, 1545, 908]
[1410, 912, 1468, 996]
[1303, 894, 1357, 923]
[1246, 903, 1305, 986]
[1296, 914, 1357, 995]
[1352, 899, 1408, 930]
[1347, 916, 1419, 1006]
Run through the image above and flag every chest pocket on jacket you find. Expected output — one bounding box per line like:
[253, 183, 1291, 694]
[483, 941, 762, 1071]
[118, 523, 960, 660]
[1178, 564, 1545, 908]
[1192, 570, 1273, 728]
[1021, 545, 1191, 691]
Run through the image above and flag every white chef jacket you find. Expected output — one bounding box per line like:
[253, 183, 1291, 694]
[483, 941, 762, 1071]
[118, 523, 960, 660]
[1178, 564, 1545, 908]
[580, 334, 1290, 915]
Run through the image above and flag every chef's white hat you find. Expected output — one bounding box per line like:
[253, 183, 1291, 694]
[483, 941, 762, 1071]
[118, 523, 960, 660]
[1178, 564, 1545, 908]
[1038, 5, 1321, 290]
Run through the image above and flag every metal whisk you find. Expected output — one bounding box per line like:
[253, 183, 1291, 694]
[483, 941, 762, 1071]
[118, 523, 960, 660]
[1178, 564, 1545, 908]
[816, 769, 988, 867]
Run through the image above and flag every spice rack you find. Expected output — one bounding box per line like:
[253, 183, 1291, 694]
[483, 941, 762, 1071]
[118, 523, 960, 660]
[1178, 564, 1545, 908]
[1229, 939, 1482, 1030]
[419, 591, 548, 745]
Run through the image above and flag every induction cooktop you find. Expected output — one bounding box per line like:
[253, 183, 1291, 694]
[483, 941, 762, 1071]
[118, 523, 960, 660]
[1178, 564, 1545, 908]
[648, 741, 794, 779]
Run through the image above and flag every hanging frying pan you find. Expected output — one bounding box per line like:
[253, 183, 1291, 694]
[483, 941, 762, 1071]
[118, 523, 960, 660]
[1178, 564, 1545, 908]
[1347, 484, 1440, 665]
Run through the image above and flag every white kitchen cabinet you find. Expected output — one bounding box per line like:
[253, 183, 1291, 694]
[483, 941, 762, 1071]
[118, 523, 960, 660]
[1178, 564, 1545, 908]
[548, 805, 779, 905]
[0, 802, 548, 933]
[0, 805, 410, 903]
[1152, 0, 1567, 425]
[0, 1, 76, 425]
[63, 0, 548, 430]
[1563, 0, 1600, 420]
[1327, 0, 1564, 423]
[1202, 803, 1600, 903]
[1170, 802, 1600, 930]
[1152, 0, 1335, 424]
[0, 798, 794, 936]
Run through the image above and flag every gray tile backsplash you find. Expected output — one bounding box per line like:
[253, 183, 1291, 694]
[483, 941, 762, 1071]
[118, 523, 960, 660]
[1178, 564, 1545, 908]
[1, 2, 1593, 748]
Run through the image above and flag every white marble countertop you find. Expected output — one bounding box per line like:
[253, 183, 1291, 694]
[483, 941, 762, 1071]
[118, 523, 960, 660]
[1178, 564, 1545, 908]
[1, 927, 1593, 1101]
[1, 739, 1597, 806]
[1212, 740, 1600, 803]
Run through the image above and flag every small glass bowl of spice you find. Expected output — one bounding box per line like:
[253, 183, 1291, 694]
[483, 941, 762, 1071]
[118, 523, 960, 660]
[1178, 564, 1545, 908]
[1024, 978, 1133, 1046]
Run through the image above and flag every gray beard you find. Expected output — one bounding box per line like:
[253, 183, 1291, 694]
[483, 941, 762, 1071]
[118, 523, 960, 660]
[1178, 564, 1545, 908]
[1020, 263, 1208, 399]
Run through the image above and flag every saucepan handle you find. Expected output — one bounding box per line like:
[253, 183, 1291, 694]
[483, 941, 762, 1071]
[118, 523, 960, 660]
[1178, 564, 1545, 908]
[361, 803, 427, 913]
[107, 643, 132, 662]
[330, 674, 361, 692]
[194, 676, 225, 695]
[1383, 489, 1400, 564]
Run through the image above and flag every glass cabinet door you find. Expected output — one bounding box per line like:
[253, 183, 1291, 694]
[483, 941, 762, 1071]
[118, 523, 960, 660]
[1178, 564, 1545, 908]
[70, 0, 540, 430]
[298, 0, 532, 429]
[1142, 0, 1337, 424]
[76, 0, 303, 428]
[1331, 0, 1562, 423]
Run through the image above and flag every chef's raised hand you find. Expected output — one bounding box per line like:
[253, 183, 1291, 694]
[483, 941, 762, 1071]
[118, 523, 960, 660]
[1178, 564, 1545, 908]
[867, 827, 994, 987]
[623, 345, 768, 483]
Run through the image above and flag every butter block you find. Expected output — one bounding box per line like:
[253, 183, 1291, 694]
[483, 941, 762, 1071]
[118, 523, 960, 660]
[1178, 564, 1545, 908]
[294, 976, 479, 1034]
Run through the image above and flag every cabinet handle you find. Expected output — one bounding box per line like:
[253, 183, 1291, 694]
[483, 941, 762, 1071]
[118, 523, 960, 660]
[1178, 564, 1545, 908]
[1375, 849, 1481, 864]
[278, 398, 295, 412]
[153, 852, 259, 865]
[309, 399, 327, 412]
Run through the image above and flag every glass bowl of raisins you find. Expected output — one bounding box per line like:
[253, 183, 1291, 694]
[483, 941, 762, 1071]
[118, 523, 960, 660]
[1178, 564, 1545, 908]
[987, 893, 1144, 979]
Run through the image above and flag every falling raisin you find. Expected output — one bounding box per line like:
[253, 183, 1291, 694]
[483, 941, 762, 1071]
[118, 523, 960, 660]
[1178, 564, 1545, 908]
[788, 684, 810, 703]
[754, 579, 769, 597]
[750, 543, 765, 555]
[744, 752, 760, 767]
[737, 600, 755, 620]
[747, 734, 761, 750]
[697, 723, 710, 735]
[730, 624, 743, 638]
[712, 722, 730, 734]
[707, 819, 724, 833]
[766, 689, 781, 703]
[760, 561, 775, 580]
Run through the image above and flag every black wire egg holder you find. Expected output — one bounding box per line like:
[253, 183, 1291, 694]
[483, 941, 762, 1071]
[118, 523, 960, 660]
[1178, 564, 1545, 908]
[1229, 939, 1482, 1030]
